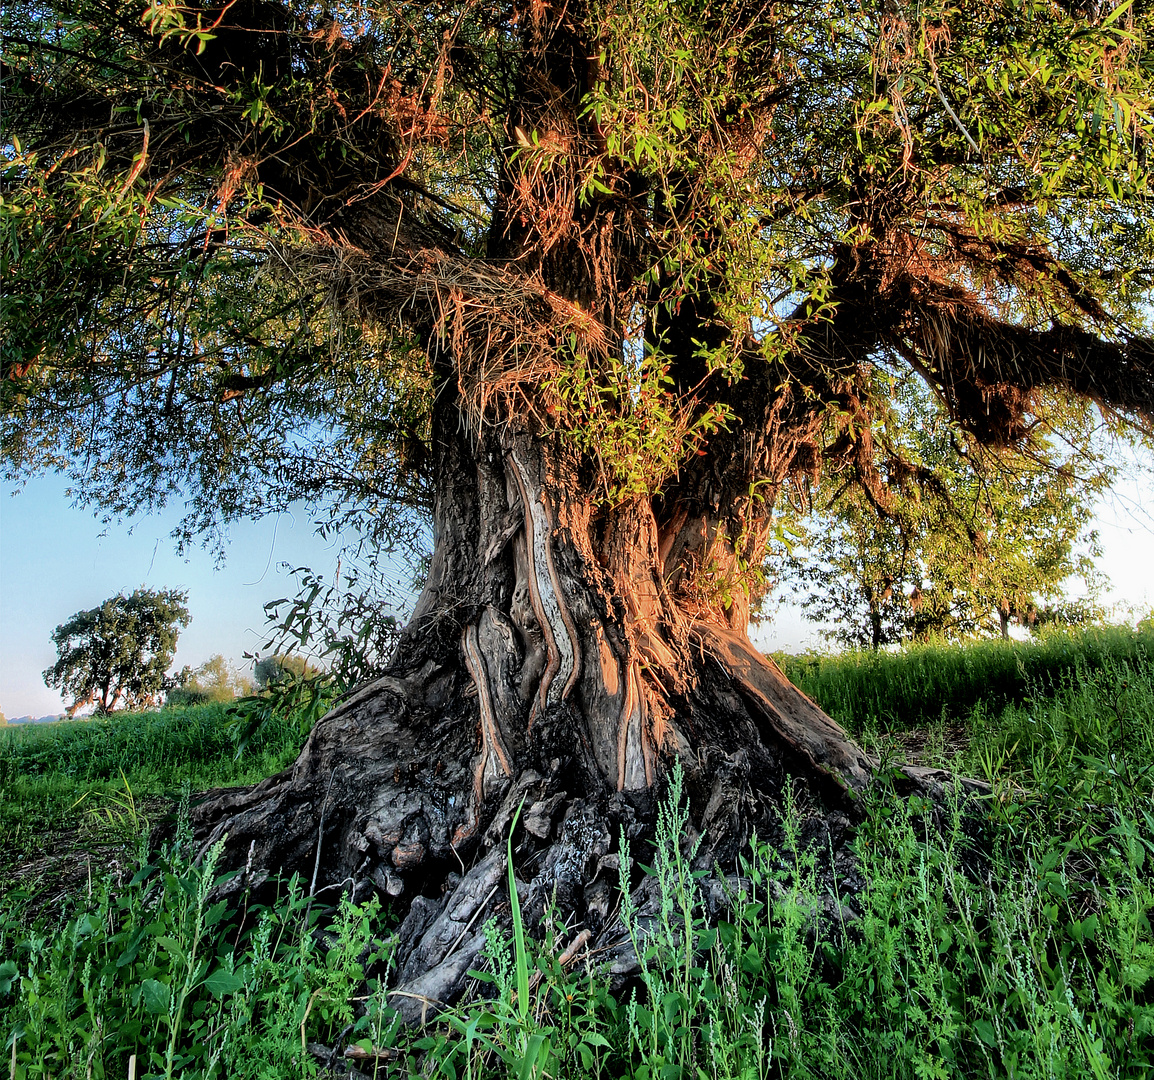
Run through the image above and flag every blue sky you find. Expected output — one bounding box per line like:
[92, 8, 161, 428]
[3, 467, 1154, 718]
[0, 475, 372, 717]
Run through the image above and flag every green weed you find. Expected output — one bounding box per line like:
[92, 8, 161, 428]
[1, 823, 395, 1078]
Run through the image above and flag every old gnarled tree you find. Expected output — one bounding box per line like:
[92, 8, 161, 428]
[6, 0, 1154, 1009]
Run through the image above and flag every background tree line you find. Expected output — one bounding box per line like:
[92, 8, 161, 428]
[774, 373, 1116, 649]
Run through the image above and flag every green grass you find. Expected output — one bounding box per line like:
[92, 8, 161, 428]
[0, 704, 306, 898]
[0, 703, 303, 786]
[959, 652, 1154, 800]
[2, 627, 1152, 1078]
[777, 624, 1154, 735]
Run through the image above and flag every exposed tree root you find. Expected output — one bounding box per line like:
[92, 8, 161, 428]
[189, 626, 987, 1025]
[186, 397, 989, 1024]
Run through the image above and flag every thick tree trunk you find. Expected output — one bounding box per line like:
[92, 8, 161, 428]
[187, 0, 969, 1021]
[188, 386, 968, 1022]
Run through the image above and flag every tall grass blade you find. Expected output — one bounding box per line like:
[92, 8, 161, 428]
[507, 798, 530, 1026]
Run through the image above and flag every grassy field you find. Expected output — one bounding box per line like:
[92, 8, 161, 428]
[778, 624, 1154, 735]
[0, 703, 305, 919]
[1, 627, 1152, 1078]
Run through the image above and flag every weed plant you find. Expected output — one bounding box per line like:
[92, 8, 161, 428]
[1, 817, 396, 1079]
[3, 642, 1152, 1078]
[414, 764, 1151, 1080]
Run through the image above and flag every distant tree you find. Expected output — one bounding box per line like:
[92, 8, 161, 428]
[44, 589, 191, 715]
[167, 653, 253, 706]
[781, 376, 1110, 648]
[1031, 596, 1108, 633]
[252, 652, 321, 690]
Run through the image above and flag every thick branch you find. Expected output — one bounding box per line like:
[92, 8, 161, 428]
[902, 294, 1154, 440]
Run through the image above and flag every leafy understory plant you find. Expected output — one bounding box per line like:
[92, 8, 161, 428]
[1, 819, 395, 1079]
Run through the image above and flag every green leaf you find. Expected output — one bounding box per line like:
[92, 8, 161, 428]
[130, 864, 157, 886]
[1102, 0, 1134, 26]
[516, 1033, 550, 1080]
[141, 978, 171, 1016]
[507, 799, 530, 1023]
[974, 1018, 998, 1048]
[155, 935, 188, 964]
[203, 900, 230, 930]
[201, 968, 245, 998]
[0, 960, 18, 995]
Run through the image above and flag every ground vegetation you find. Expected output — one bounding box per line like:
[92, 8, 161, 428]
[1, 630, 1152, 1076]
[6, 0, 1154, 999]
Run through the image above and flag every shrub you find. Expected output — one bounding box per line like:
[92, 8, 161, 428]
[252, 653, 321, 690]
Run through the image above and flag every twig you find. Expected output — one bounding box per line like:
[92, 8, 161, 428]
[309, 767, 338, 899]
[386, 989, 445, 1027]
[557, 928, 592, 966]
[927, 59, 980, 155]
[344, 1043, 400, 1062]
[528, 928, 591, 990]
[301, 988, 326, 1055]
[441, 881, 501, 963]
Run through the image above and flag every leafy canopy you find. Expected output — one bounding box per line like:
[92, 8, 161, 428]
[43, 588, 191, 714]
[3, 0, 1154, 560]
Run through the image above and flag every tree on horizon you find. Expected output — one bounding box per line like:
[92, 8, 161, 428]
[43, 588, 191, 715]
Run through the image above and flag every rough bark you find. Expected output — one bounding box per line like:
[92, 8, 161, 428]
[187, 372, 982, 1021]
[182, 0, 979, 1023]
